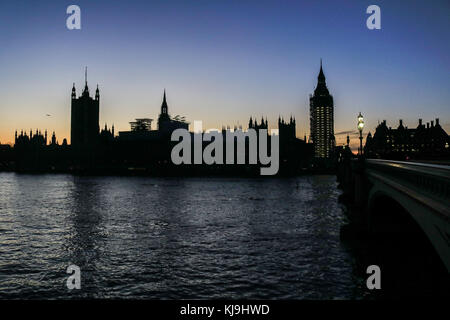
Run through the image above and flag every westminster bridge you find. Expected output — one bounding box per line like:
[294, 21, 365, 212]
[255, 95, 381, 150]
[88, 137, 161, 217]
[337, 158, 450, 273]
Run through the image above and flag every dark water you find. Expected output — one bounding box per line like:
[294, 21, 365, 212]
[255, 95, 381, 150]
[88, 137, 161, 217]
[0, 173, 368, 299]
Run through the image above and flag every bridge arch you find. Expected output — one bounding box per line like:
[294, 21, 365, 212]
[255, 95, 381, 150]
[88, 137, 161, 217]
[366, 190, 448, 295]
[365, 162, 450, 272]
[368, 191, 423, 236]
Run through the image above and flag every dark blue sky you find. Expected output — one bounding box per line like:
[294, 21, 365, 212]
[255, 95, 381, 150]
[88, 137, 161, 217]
[0, 0, 449, 147]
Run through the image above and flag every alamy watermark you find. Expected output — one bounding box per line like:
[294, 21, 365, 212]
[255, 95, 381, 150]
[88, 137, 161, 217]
[66, 264, 81, 290]
[366, 5, 381, 30]
[366, 265, 381, 290]
[66, 5, 81, 30]
[66, 5, 381, 31]
[171, 121, 279, 175]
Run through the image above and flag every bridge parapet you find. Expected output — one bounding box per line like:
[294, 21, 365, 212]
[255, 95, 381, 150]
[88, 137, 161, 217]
[365, 159, 450, 220]
[338, 158, 450, 272]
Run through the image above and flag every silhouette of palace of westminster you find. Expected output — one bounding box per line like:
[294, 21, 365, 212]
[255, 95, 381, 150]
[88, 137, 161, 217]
[1, 63, 448, 174]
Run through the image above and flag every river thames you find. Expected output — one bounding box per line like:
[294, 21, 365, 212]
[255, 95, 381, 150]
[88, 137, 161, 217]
[0, 173, 371, 299]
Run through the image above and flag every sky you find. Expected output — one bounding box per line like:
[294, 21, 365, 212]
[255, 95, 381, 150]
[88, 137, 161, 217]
[0, 0, 449, 151]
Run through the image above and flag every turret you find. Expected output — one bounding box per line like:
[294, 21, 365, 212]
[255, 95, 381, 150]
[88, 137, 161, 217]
[71, 83, 76, 99]
[82, 67, 89, 97]
[161, 89, 168, 115]
[95, 84, 100, 101]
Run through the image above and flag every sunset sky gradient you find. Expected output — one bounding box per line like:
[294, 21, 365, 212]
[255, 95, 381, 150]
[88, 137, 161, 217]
[0, 0, 449, 151]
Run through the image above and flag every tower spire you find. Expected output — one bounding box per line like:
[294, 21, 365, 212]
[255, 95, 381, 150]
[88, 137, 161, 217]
[71, 82, 76, 99]
[83, 67, 89, 96]
[95, 84, 100, 100]
[161, 89, 168, 115]
[318, 59, 325, 83]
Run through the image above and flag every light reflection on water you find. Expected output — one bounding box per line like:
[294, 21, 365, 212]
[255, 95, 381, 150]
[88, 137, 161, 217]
[0, 173, 365, 299]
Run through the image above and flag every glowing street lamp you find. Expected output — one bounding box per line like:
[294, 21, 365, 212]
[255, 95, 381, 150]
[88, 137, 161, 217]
[357, 112, 364, 155]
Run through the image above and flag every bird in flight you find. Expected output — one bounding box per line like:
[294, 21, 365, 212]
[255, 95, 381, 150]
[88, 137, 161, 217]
[46, 114, 51, 117]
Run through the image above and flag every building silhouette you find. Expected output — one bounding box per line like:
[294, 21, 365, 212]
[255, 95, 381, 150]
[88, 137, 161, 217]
[7, 65, 449, 174]
[157, 90, 189, 134]
[364, 119, 450, 160]
[278, 116, 296, 140]
[118, 90, 188, 142]
[4, 64, 449, 175]
[248, 116, 268, 131]
[310, 60, 335, 158]
[15, 129, 47, 147]
[158, 90, 170, 130]
[71, 68, 100, 149]
[100, 123, 115, 143]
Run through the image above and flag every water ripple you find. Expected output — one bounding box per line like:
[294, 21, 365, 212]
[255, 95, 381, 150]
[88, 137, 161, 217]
[0, 173, 363, 299]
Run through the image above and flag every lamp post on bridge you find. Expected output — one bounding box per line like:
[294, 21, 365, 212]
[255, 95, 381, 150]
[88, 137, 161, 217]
[357, 112, 364, 156]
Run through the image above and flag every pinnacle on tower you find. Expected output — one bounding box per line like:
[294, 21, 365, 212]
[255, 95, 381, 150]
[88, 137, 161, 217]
[161, 89, 168, 114]
[83, 67, 89, 96]
[71, 83, 76, 99]
[95, 84, 100, 100]
[318, 58, 325, 83]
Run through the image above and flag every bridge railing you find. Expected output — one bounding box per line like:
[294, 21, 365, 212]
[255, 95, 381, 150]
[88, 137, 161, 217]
[365, 159, 450, 219]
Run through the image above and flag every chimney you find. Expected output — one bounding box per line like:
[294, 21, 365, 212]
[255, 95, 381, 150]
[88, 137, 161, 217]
[427, 122, 429, 129]
[419, 119, 422, 126]
[431, 120, 434, 127]
[436, 118, 439, 126]
[399, 119, 403, 126]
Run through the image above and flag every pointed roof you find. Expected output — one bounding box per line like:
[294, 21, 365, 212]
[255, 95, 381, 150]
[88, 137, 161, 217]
[161, 89, 168, 109]
[159, 89, 170, 122]
[82, 67, 89, 96]
[318, 58, 325, 83]
[313, 59, 330, 96]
